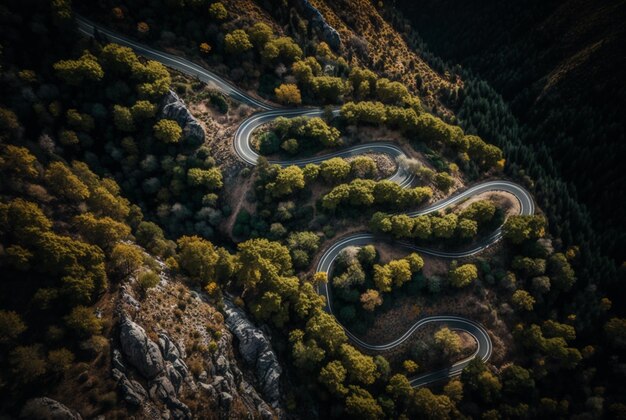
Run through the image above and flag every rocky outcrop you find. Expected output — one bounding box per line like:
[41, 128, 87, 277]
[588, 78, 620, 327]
[20, 397, 83, 420]
[114, 280, 278, 419]
[223, 299, 283, 411]
[160, 90, 205, 145]
[119, 315, 164, 380]
[294, 0, 341, 50]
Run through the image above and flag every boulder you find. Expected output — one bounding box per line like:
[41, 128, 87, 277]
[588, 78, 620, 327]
[223, 299, 282, 409]
[20, 397, 82, 420]
[160, 90, 205, 145]
[119, 315, 164, 379]
[112, 349, 125, 372]
[117, 373, 149, 407]
[149, 375, 191, 419]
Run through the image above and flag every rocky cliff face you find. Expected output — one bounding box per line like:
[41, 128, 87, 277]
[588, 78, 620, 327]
[223, 299, 283, 413]
[293, 0, 341, 50]
[112, 271, 280, 419]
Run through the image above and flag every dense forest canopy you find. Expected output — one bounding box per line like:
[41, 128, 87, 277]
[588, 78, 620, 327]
[0, 0, 624, 418]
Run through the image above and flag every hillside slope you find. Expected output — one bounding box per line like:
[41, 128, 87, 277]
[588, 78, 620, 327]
[391, 0, 626, 261]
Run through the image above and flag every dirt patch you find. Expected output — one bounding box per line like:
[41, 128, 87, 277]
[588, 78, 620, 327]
[351, 280, 512, 366]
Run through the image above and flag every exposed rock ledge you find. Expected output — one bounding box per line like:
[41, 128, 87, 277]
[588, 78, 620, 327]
[160, 90, 205, 145]
[114, 279, 277, 419]
[294, 0, 341, 50]
[223, 298, 283, 413]
[20, 397, 82, 420]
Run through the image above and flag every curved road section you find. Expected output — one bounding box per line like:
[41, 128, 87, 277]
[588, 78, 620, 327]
[76, 16, 535, 387]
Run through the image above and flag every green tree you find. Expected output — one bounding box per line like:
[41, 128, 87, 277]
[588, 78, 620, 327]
[64, 306, 102, 337]
[512, 289, 535, 311]
[547, 253, 576, 291]
[432, 214, 458, 239]
[350, 156, 377, 178]
[305, 310, 347, 354]
[66, 109, 94, 131]
[434, 172, 455, 193]
[275, 84, 302, 105]
[0, 310, 27, 343]
[109, 243, 143, 279]
[262, 37, 303, 64]
[130, 100, 157, 120]
[113, 105, 135, 132]
[434, 327, 461, 357]
[312, 76, 347, 103]
[137, 270, 160, 294]
[307, 119, 341, 147]
[100, 43, 141, 74]
[503, 215, 546, 244]
[605, 318, 626, 349]
[457, 218, 478, 239]
[387, 373, 413, 400]
[443, 379, 464, 402]
[1, 198, 52, 237]
[53, 51, 104, 85]
[410, 388, 455, 420]
[154, 119, 182, 143]
[349, 68, 377, 99]
[236, 238, 292, 290]
[375, 78, 409, 104]
[73, 213, 131, 249]
[320, 158, 351, 184]
[501, 364, 534, 397]
[460, 200, 496, 224]
[340, 343, 379, 385]
[225, 29, 253, 54]
[267, 166, 305, 197]
[47, 348, 75, 374]
[208, 2, 228, 20]
[187, 167, 223, 190]
[319, 360, 348, 396]
[177, 236, 219, 285]
[0, 145, 38, 179]
[291, 334, 325, 370]
[44, 162, 89, 202]
[247, 22, 273, 48]
[372, 264, 392, 292]
[345, 386, 384, 420]
[9, 346, 47, 384]
[449, 263, 478, 288]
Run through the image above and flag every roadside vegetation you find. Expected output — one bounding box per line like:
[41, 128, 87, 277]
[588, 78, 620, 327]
[0, 1, 622, 419]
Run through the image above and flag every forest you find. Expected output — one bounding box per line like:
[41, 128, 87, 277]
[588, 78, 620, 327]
[0, 0, 624, 419]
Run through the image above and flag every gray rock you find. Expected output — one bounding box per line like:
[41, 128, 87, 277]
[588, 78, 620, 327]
[120, 286, 141, 311]
[20, 397, 82, 420]
[150, 375, 191, 419]
[223, 299, 282, 409]
[294, 0, 341, 50]
[120, 376, 149, 407]
[119, 315, 165, 379]
[112, 349, 125, 372]
[158, 333, 183, 362]
[219, 392, 233, 411]
[166, 362, 183, 393]
[198, 382, 217, 400]
[161, 90, 205, 145]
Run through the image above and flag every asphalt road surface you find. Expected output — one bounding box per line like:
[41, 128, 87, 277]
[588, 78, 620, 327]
[76, 16, 535, 387]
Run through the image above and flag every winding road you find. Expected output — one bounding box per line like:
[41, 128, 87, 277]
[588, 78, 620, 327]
[76, 16, 535, 387]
